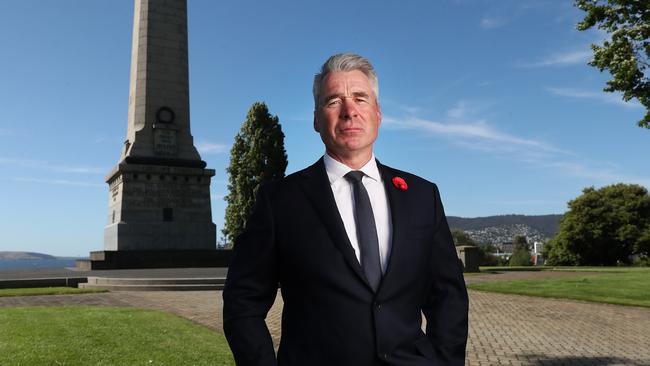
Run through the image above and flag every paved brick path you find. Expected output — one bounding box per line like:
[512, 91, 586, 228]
[466, 291, 650, 366]
[2, 287, 649, 365]
[464, 270, 603, 284]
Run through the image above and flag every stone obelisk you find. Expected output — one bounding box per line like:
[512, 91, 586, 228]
[79, 0, 224, 269]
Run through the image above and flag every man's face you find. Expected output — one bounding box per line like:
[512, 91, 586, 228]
[314, 70, 382, 162]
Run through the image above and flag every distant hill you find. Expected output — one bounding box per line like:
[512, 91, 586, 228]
[0, 251, 57, 260]
[447, 215, 563, 239]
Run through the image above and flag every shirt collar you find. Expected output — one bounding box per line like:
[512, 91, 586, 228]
[323, 153, 381, 185]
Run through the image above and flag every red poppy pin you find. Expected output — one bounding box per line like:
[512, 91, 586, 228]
[392, 176, 408, 191]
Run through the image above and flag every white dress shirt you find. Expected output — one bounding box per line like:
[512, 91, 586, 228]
[323, 153, 393, 273]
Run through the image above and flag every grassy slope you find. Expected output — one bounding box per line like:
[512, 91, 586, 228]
[0, 306, 235, 366]
[468, 268, 650, 308]
[480, 266, 650, 273]
[0, 287, 106, 297]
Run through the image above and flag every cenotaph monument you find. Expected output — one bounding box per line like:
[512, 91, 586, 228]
[78, 0, 227, 269]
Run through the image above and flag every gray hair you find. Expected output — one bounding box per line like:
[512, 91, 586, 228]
[313, 53, 379, 108]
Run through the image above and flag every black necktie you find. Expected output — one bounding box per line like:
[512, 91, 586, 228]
[345, 171, 381, 291]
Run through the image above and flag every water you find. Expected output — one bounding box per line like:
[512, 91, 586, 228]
[0, 258, 83, 270]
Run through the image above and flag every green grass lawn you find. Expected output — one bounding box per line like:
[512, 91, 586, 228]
[0, 306, 235, 366]
[0, 287, 106, 297]
[479, 266, 544, 272]
[479, 266, 650, 273]
[543, 266, 650, 273]
[468, 269, 650, 308]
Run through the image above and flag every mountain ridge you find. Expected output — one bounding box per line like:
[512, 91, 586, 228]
[0, 251, 57, 260]
[447, 214, 563, 237]
[447, 214, 563, 245]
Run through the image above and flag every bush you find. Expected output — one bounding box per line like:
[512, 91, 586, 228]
[633, 256, 650, 267]
[509, 250, 532, 266]
[509, 235, 532, 266]
[478, 250, 499, 266]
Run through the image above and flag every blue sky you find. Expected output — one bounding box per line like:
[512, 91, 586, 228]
[0, 1, 647, 257]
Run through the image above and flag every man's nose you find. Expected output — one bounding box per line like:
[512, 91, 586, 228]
[340, 98, 359, 119]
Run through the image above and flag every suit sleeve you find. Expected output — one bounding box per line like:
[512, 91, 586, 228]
[223, 185, 278, 366]
[422, 184, 469, 365]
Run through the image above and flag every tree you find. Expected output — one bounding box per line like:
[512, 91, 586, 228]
[509, 235, 533, 266]
[451, 229, 476, 246]
[223, 102, 288, 246]
[575, 0, 650, 128]
[546, 183, 650, 266]
[476, 244, 504, 267]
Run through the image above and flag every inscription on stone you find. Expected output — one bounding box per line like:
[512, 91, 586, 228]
[111, 185, 119, 202]
[123, 183, 206, 208]
[154, 128, 177, 156]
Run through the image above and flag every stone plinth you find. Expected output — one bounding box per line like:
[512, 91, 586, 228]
[456, 245, 480, 272]
[104, 163, 216, 251]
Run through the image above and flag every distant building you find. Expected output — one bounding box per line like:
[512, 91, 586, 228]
[498, 241, 514, 255]
[532, 241, 545, 265]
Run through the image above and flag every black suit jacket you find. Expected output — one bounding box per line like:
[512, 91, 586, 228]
[223, 158, 468, 366]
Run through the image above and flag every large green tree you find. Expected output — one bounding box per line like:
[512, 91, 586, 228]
[575, 0, 650, 128]
[546, 183, 650, 265]
[223, 102, 288, 246]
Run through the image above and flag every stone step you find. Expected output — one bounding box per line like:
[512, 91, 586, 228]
[0, 277, 87, 289]
[77, 276, 226, 291]
[78, 283, 224, 291]
[84, 276, 225, 285]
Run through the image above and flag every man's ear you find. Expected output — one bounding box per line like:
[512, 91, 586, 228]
[377, 102, 382, 126]
[313, 110, 320, 132]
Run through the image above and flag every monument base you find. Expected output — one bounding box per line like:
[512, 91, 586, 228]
[104, 162, 217, 251]
[75, 249, 232, 270]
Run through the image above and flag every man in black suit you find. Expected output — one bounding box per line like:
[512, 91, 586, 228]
[223, 53, 468, 366]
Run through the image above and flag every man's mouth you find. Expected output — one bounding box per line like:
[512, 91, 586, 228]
[340, 127, 363, 134]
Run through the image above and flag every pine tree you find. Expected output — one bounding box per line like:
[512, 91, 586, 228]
[223, 102, 288, 246]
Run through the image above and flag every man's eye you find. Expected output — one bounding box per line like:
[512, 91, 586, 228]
[326, 99, 342, 107]
[355, 97, 369, 104]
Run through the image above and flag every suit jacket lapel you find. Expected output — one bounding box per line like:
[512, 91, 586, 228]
[298, 158, 371, 289]
[377, 161, 408, 293]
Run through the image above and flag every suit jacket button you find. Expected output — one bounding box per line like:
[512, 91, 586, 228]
[375, 302, 381, 310]
[382, 353, 389, 360]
